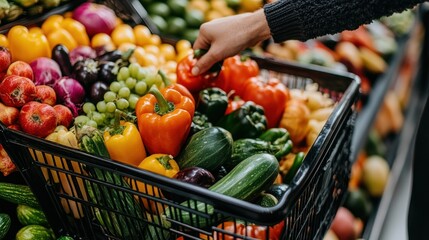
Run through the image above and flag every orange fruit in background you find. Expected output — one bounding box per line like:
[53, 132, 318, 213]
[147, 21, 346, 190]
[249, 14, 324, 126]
[134, 25, 152, 46]
[111, 24, 136, 46]
[91, 33, 115, 50]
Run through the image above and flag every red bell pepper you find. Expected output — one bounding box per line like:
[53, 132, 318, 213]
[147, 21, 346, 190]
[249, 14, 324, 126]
[215, 54, 259, 96]
[224, 95, 245, 115]
[176, 49, 221, 94]
[159, 69, 195, 105]
[213, 220, 285, 240]
[241, 76, 290, 128]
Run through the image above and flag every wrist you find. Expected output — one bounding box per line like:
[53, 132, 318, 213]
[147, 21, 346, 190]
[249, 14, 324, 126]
[248, 9, 272, 43]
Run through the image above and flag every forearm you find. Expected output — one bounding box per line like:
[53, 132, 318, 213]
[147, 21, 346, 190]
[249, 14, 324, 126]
[264, 0, 426, 42]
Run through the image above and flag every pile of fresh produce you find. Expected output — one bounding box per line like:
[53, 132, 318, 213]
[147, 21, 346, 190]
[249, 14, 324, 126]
[0, 1, 343, 239]
[0, 0, 72, 25]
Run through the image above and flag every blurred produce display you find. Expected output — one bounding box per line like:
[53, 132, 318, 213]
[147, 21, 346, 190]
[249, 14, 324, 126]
[140, 0, 264, 42]
[0, 0, 72, 25]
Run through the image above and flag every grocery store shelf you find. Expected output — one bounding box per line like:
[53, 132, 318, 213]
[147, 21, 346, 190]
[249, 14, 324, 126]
[363, 4, 429, 239]
[350, 32, 412, 163]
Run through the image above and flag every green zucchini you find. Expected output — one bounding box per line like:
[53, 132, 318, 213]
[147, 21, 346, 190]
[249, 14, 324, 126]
[15, 225, 54, 240]
[0, 213, 11, 240]
[266, 183, 289, 201]
[257, 192, 279, 207]
[16, 205, 49, 227]
[0, 182, 40, 209]
[177, 127, 233, 172]
[78, 126, 146, 239]
[164, 153, 279, 228]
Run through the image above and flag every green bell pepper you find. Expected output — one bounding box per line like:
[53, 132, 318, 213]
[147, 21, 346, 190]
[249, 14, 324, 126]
[227, 132, 293, 170]
[190, 111, 213, 136]
[196, 87, 228, 123]
[215, 101, 267, 140]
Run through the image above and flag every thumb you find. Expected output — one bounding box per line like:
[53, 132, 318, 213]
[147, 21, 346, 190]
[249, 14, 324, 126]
[191, 49, 220, 76]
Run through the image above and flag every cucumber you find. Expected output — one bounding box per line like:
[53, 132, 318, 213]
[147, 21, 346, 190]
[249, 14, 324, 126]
[177, 127, 233, 172]
[15, 225, 54, 240]
[16, 205, 49, 227]
[0, 182, 40, 209]
[283, 152, 305, 184]
[78, 126, 146, 239]
[165, 153, 279, 228]
[0, 213, 11, 240]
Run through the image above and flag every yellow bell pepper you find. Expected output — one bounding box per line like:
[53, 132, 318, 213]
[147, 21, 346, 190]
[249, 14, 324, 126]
[137, 154, 179, 177]
[46, 28, 78, 52]
[135, 154, 179, 213]
[103, 121, 147, 167]
[41, 14, 90, 50]
[7, 25, 51, 62]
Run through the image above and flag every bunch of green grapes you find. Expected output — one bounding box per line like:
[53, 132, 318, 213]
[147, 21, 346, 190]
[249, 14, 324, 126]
[96, 62, 165, 114]
[74, 102, 115, 129]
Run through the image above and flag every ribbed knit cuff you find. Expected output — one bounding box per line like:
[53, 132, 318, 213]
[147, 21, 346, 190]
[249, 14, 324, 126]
[263, 0, 305, 42]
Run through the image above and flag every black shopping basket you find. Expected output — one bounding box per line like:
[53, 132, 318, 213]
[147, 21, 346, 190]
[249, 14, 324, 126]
[0, 50, 360, 239]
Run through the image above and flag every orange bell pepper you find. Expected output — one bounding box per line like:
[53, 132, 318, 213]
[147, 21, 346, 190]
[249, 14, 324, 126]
[7, 25, 51, 62]
[136, 85, 194, 157]
[103, 121, 147, 167]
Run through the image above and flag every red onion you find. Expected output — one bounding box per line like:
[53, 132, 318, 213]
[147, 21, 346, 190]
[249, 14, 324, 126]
[69, 46, 97, 66]
[72, 2, 117, 37]
[53, 77, 86, 117]
[29, 57, 62, 86]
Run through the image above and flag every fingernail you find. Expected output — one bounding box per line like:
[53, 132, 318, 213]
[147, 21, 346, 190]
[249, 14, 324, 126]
[191, 67, 199, 76]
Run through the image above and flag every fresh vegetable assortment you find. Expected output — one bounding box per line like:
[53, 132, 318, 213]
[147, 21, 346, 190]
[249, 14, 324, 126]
[0, 2, 341, 239]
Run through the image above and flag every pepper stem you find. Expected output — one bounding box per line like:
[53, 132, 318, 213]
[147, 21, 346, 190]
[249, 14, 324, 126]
[158, 69, 171, 86]
[157, 155, 174, 170]
[149, 85, 174, 115]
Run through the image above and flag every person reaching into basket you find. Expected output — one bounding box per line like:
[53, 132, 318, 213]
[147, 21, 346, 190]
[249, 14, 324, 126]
[190, 0, 429, 239]
[191, 0, 426, 76]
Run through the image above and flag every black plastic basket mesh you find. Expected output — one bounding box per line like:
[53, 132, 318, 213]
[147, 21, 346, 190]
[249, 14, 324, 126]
[0, 53, 359, 239]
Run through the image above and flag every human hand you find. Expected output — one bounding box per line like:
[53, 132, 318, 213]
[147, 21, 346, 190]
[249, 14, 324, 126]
[191, 9, 271, 76]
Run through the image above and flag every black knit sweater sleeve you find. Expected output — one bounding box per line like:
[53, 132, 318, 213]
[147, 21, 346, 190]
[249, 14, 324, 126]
[263, 0, 426, 42]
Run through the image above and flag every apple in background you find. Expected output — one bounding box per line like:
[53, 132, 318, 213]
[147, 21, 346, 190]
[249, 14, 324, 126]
[53, 104, 73, 128]
[6, 60, 34, 80]
[19, 101, 58, 138]
[330, 207, 358, 240]
[35, 85, 57, 106]
[0, 102, 19, 126]
[0, 75, 36, 108]
[0, 47, 11, 73]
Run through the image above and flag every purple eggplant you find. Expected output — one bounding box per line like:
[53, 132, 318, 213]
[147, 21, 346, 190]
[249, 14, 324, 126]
[163, 167, 216, 202]
[90, 81, 109, 103]
[73, 58, 99, 89]
[98, 61, 118, 83]
[51, 44, 73, 76]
